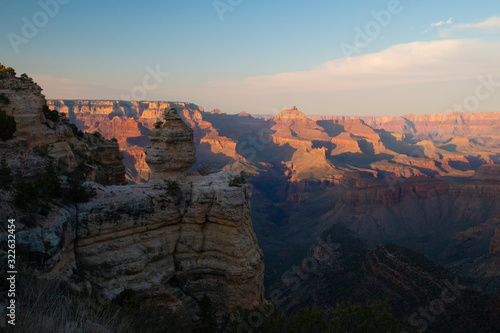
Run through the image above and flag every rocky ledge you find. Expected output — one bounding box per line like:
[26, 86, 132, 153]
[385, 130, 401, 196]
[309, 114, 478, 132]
[2, 172, 265, 315]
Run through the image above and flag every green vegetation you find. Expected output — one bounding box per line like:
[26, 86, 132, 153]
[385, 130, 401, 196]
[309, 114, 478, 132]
[164, 180, 181, 197]
[69, 123, 84, 137]
[231, 302, 410, 333]
[0, 63, 16, 76]
[12, 162, 94, 216]
[0, 109, 16, 141]
[20, 73, 34, 82]
[13, 171, 38, 210]
[111, 137, 118, 143]
[12, 162, 59, 212]
[154, 121, 164, 129]
[42, 161, 62, 200]
[13, 162, 61, 213]
[42, 104, 60, 122]
[66, 168, 96, 204]
[329, 302, 402, 333]
[0, 156, 12, 189]
[229, 171, 247, 187]
[0, 93, 10, 104]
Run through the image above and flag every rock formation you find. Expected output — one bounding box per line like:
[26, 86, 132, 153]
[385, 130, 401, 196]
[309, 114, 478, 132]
[47, 100, 500, 184]
[2, 173, 265, 315]
[144, 107, 196, 182]
[473, 164, 500, 181]
[0, 72, 125, 184]
[74, 174, 264, 314]
[1, 72, 265, 318]
[0, 73, 48, 147]
[42, 99, 500, 295]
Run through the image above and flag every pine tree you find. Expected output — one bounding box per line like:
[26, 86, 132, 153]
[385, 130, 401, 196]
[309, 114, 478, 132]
[0, 109, 16, 141]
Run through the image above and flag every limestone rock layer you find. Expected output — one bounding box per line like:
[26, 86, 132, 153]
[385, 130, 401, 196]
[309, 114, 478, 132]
[144, 107, 196, 182]
[76, 173, 264, 312]
[2, 173, 265, 314]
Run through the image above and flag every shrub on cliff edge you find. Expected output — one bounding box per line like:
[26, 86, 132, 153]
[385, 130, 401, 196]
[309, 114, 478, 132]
[164, 180, 181, 197]
[0, 93, 10, 105]
[42, 105, 60, 122]
[229, 171, 247, 187]
[0, 109, 16, 141]
[0, 63, 16, 76]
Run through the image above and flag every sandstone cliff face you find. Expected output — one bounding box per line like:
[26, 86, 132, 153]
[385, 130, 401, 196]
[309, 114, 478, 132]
[1, 173, 265, 315]
[473, 164, 500, 181]
[0, 74, 48, 147]
[74, 173, 264, 313]
[144, 108, 196, 182]
[82, 133, 126, 185]
[0, 74, 125, 184]
[47, 100, 215, 183]
[1, 91, 265, 317]
[47, 100, 500, 184]
[323, 111, 500, 146]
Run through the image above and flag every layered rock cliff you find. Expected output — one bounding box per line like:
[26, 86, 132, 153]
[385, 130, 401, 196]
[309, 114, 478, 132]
[144, 107, 196, 182]
[0, 72, 125, 184]
[0, 72, 49, 148]
[1, 71, 265, 318]
[2, 173, 265, 315]
[47, 100, 500, 185]
[75, 173, 264, 313]
[43, 99, 499, 296]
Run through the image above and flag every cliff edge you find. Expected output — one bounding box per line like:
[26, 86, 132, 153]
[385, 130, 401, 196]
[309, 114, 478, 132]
[0, 68, 265, 318]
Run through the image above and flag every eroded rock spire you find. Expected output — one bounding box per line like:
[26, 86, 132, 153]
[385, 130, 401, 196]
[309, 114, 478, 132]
[144, 107, 196, 182]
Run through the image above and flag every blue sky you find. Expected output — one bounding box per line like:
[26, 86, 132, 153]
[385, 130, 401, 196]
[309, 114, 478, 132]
[1, 0, 499, 116]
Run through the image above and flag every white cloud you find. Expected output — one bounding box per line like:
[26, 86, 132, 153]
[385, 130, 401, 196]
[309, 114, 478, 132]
[423, 17, 453, 33]
[440, 16, 500, 37]
[207, 39, 500, 94]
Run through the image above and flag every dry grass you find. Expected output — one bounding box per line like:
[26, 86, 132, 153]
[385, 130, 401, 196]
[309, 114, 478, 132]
[15, 272, 133, 333]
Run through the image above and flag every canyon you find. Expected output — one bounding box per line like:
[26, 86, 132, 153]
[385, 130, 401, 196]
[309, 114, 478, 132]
[46, 100, 500, 183]
[45, 99, 500, 297]
[1, 70, 499, 328]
